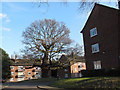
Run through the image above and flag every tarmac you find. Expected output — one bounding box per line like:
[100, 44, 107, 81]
[37, 85, 62, 90]
[2, 82, 63, 90]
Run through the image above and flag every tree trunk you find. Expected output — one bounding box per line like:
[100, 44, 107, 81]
[41, 66, 49, 78]
[41, 52, 50, 78]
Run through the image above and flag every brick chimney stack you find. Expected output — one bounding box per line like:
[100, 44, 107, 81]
[15, 55, 17, 63]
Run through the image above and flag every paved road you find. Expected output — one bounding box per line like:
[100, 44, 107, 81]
[1, 81, 60, 90]
[2, 83, 40, 90]
[2, 86, 40, 90]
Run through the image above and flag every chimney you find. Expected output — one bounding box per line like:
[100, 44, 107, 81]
[15, 55, 17, 63]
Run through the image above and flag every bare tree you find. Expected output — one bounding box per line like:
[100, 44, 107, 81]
[34, 0, 119, 11]
[61, 42, 84, 65]
[22, 19, 71, 77]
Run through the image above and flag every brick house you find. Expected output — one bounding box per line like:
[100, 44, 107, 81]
[57, 55, 86, 78]
[9, 58, 42, 82]
[81, 3, 120, 71]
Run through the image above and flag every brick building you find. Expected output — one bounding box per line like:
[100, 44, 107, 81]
[57, 55, 86, 78]
[81, 3, 120, 71]
[9, 59, 41, 82]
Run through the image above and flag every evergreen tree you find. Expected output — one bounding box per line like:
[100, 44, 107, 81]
[0, 48, 11, 80]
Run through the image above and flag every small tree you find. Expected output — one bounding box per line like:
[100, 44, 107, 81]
[0, 48, 11, 80]
[22, 19, 71, 77]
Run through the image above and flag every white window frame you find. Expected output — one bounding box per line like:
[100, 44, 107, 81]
[10, 66, 14, 69]
[11, 72, 14, 75]
[74, 63, 77, 65]
[90, 27, 97, 37]
[75, 68, 77, 71]
[38, 67, 41, 70]
[78, 62, 81, 65]
[18, 78, 24, 81]
[91, 43, 99, 53]
[10, 78, 14, 81]
[93, 61, 101, 70]
[28, 72, 31, 75]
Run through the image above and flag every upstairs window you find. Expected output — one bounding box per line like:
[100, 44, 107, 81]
[11, 72, 14, 75]
[28, 72, 31, 75]
[10, 66, 14, 69]
[91, 43, 99, 53]
[90, 27, 97, 37]
[10, 78, 14, 81]
[75, 68, 77, 71]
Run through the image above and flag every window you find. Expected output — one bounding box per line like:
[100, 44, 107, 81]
[10, 78, 14, 81]
[75, 68, 77, 71]
[11, 72, 14, 75]
[18, 78, 24, 81]
[79, 72, 82, 77]
[35, 67, 38, 69]
[78, 62, 81, 65]
[28, 72, 31, 75]
[38, 67, 41, 70]
[90, 27, 97, 37]
[79, 65, 84, 68]
[93, 61, 101, 70]
[91, 43, 99, 53]
[18, 66, 24, 71]
[65, 74, 68, 78]
[74, 63, 77, 65]
[64, 69, 68, 72]
[10, 66, 14, 69]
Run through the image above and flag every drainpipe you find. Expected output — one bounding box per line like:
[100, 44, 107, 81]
[118, 0, 120, 68]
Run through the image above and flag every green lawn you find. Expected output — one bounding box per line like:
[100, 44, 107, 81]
[51, 77, 120, 88]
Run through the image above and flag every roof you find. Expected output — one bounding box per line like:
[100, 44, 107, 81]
[10, 59, 42, 66]
[59, 54, 85, 64]
[80, 3, 120, 33]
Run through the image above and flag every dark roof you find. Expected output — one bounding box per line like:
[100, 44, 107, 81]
[80, 3, 120, 33]
[10, 59, 42, 66]
[59, 54, 85, 63]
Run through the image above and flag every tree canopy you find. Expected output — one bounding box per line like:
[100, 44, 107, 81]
[22, 19, 71, 64]
[0, 48, 11, 80]
[22, 19, 72, 77]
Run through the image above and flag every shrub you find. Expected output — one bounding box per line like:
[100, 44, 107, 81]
[81, 69, 120, 77]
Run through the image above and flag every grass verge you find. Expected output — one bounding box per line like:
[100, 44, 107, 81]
[51, 77, 120, 88]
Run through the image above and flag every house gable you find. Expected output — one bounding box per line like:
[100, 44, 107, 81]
[81, 3, 120, 70]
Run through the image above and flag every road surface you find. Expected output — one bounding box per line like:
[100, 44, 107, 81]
[1, 81, 60, 90]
